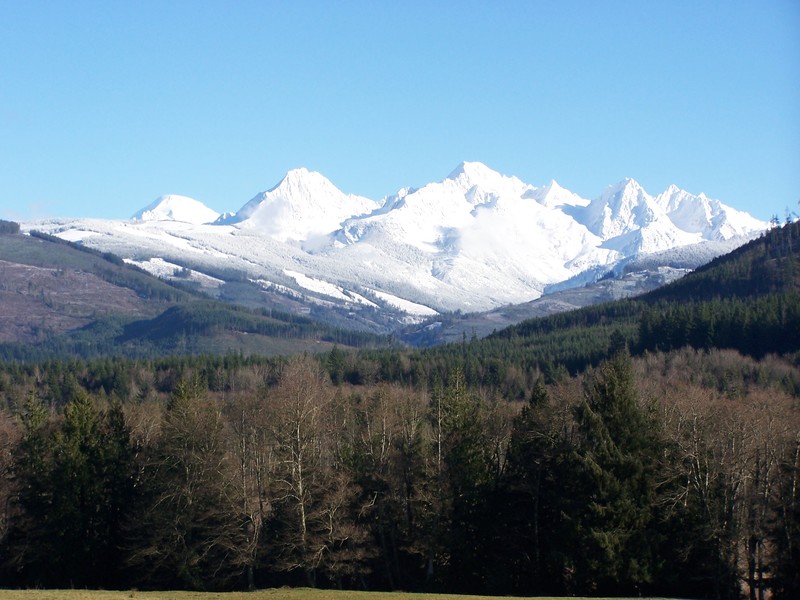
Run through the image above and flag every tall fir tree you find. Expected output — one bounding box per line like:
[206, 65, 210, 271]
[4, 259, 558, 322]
[570, 347, 661, 595]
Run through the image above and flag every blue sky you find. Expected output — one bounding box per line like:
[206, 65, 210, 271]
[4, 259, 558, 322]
[1, 0, 797, 222]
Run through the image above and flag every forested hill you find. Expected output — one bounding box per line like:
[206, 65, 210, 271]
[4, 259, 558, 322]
[646, 218, 800, 302]
[408, 221, 800, 387]
[0, 228, 385, 361]
[635, 220, 800, 358]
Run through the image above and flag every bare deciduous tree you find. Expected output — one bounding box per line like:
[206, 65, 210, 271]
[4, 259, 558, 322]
[265, 355, 371, 586]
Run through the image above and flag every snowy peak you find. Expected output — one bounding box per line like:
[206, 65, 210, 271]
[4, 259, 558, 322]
[221, 168, 379, 243]
[581, 178, 659, 239]
[569, 178, 768, 256]
[271, 167, 341, 199]
[445, 161, 528, 197]
[132, 195, 220, 224]
[654, 185, 765, 240]
[235, 168, 341, 220]
[526, 179, 590, 209]
[575, 178, 689, 256]
[446, 161, 498, 182]
[603, 178, 651, 211]
[655, 185, 712, 234]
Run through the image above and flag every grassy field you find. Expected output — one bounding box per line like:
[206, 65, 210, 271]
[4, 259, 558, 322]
[0, 590, 676, 600]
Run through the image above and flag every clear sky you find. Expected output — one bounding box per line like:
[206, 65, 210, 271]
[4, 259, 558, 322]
[1, 0, 798, 222]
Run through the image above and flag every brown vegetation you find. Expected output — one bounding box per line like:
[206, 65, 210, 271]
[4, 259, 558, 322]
[0, 260, 151, 343]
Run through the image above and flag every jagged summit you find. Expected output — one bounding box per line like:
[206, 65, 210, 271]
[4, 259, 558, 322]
[528, 179, 590, 209]
[445, 161, 528, 196]
[656, 185, 764, 240]
[132, 195, 220, 224]
[603, 178, 649, 201]
[447, 160, 497, 181]
[575, 178, 654, 240]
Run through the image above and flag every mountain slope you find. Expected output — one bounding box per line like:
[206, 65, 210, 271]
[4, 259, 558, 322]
[326, 161, 614, 307]
[0, 229, 386, 361]
[468, 221, 800, 372]
[645, 219, 800, 302]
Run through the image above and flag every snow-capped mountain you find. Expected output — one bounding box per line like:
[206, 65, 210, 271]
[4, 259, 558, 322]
[132, 195, 220, 224]
[655, 184, 764, 240]
[323, 162, 615, 308]
[24, 162, 768, 325]
[567, 179, 700, 256]
[217, 168, 379, 244]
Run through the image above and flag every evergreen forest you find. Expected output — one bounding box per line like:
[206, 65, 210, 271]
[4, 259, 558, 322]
[0, 222, 798, 598]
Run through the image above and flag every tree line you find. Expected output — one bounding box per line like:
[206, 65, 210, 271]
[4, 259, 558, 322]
[0, 220, 20, 235]
[0, 346, 798, 598]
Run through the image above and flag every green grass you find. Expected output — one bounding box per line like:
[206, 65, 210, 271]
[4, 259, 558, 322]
[0, 589, 678, 600]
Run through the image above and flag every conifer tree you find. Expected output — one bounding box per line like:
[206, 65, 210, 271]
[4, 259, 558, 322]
[571, 347, 661, 594]
[500, 378, 582, 594]
[7, 390, 135, 587]
[5, 392, 51, 585]
[428, 368, 491, 591]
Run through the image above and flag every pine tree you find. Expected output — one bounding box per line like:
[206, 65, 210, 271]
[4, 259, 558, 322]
[7, 390, 135, 587]
[427, 368, 492, 591]
[570, 348, 661, 595]
[5, 392, 52, 584]
[499, 378, 582, 595]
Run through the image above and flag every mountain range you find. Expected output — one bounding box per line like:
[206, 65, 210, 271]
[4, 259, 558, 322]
[25, 162, 766, 328]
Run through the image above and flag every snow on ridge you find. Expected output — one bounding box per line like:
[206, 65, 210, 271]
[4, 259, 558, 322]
[524, 179, 590, 209]
[654, 185, 765, 240]
[573, 177, 767, 255]
[445, 161, 532, 200]
[368, 288, 438, 318]
[125, 257, 225, 289]
[283, 269, 379, 308]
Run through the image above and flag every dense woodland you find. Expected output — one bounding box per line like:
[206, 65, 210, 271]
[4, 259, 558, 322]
[0, 222, 798, 598]
[0, 347, 797, 598]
